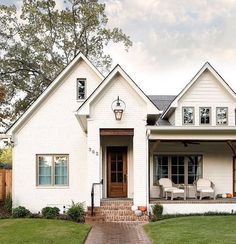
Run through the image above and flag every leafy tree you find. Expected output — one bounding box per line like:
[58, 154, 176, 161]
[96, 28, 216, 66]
[0, 0, 132, 128]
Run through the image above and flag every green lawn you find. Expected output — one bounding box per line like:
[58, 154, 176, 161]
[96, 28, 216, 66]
[144, 216, 236, 244]
[0, 218, 90, 244]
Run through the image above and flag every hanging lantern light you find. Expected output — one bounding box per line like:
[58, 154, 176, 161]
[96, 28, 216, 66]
[111, 96, 126, 120]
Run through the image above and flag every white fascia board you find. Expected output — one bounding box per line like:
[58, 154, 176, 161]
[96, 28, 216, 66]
[7, 53, 103, 135]
[0, 134, 11, 139]
[147, 125, 236, 131]
[147, 126, 236, 140]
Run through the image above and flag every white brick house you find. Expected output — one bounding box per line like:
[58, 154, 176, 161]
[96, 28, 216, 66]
[2, 53, 236, 216]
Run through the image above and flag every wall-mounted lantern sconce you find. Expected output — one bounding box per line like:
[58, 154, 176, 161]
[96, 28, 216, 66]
[111, 96, 126, 120]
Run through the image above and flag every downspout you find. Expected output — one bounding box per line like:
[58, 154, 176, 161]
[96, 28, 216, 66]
[146, 129, 151, 214]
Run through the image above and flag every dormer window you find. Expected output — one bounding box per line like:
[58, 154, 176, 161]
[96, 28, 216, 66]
[77, 78, 86, 100]
[182, 107, 194, 125]
[200, 107, 211, 125]
[216, 107, 227, 125]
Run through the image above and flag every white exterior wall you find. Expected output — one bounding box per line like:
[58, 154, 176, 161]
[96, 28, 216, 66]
[150, 142, 233, 198]
[88, 74, 149, 206]
[173, 70, 236, 126]
[12, 60, 102, 212]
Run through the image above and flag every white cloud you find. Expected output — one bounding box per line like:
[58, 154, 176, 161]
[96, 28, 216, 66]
[102, 0, 236, 94]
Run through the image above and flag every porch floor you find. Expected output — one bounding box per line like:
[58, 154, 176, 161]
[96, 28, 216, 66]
[150, 198, 236, 204]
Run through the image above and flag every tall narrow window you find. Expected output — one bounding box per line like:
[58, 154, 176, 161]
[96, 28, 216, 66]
[183, 107, 194, 125]
[37, 155, 68, 186]
[199, 107, 211, 124]
[216, 107, 227, 125]
[77, 78, 86, 100]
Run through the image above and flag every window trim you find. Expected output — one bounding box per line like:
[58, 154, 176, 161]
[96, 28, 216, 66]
[182, 107, 195, 125]
[76, 78, 86, 101]
[199, 107, 211, 125]
[36, 154, 69, 187]
[153, 154, 203, 186]
[216, 107, 228, 126]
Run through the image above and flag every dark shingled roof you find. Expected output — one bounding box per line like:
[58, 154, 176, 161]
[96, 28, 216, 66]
[148, 95, 176, 111]
[148, 95, 176, 126]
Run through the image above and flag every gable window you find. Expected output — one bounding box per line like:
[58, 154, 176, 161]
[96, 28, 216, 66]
[216, 107, 228, 125]
[153, 155, 202, 185]
[77, 78, 86, 100]
[182, 107, 194, 125]
[37, 155, 68, 186]
[199, 107, 211, 124]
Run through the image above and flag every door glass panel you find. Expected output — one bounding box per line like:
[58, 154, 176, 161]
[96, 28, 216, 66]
[111, 173, 116, 182]
[111, 162, 116, 171]
[117, 153, 122, 161]
[117, 173, 123, 182]
[117, 162, 123, 171]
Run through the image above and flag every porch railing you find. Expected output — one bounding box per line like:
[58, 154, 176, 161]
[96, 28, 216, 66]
[91, 179, 103, 216]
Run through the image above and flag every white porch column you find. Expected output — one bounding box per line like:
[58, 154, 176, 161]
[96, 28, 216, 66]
[87, 120, 101, 206]
[133, 124, 148, 207]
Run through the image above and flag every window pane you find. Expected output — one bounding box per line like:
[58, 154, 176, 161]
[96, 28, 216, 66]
[187, 155, 202, 184]
[38, 156, 52, 185]
[117, 173, 123, 182]
[111, 173, 116, 182]
[55, 156, 68, 185]
[200, 107, 210, 124]
[77, 79, 86, 100]
[153, 156, 169, 184]
[216, 107, 227, 125]
[183, 107, 194, 124]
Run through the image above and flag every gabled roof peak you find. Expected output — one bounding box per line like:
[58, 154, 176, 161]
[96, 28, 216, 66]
[161, 62, 236, 119]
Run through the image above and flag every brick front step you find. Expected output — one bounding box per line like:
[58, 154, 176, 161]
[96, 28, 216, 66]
[85, 199, 149, 222]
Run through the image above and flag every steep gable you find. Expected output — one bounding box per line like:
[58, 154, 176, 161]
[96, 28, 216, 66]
[6, 53, 104, 134]
[162, 62, 236, 119]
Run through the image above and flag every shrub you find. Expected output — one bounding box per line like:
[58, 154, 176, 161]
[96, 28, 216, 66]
[67, 201, 85, 223]
[41, 207, 60, 219]
[151, 203, 163, 221]
[3, 193, 12, 213]
[12, 206, 30, 218]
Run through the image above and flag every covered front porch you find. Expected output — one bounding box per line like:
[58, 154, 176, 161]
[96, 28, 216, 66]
[147, 126, 236, 214]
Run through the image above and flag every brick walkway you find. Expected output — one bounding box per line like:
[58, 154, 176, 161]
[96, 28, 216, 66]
[85, 222, 151, 244]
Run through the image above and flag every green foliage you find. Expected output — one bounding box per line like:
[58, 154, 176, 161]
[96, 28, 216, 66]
[151, 203, 163, 221]
[0, 146, 12, 167]
[0, 0, 132, 128]
[67, 201, 85, 222]
[41, 206, 60, 219]
[3, 193, 12, 213]
[12, 206, 31, 218]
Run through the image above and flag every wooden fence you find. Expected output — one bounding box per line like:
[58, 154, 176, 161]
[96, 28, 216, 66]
[0, 169, 12, 202]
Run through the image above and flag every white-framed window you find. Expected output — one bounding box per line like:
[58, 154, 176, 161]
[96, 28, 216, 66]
[37, 155, 69, 186]
[77, 78, 86, 100]
[216, 107, 228, 125]
[153, 155, 202, 185]
[182, 107, 194, 125]
[199, 107, 211, 125]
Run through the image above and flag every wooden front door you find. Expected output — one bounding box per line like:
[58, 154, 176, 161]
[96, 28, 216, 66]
[234, 157, 236, 197]
[107, 147, 127, 198]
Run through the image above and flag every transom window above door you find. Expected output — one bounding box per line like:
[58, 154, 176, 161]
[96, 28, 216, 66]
[153, 155, 202, 185]
[199, 107, 211, 124]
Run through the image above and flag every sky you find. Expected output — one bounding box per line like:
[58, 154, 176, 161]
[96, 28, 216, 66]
[2, 0, 236, 95]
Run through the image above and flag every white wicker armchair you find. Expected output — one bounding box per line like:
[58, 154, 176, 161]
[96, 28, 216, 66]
[159, 178, 186, 200]
[194, 178, 215, 200]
